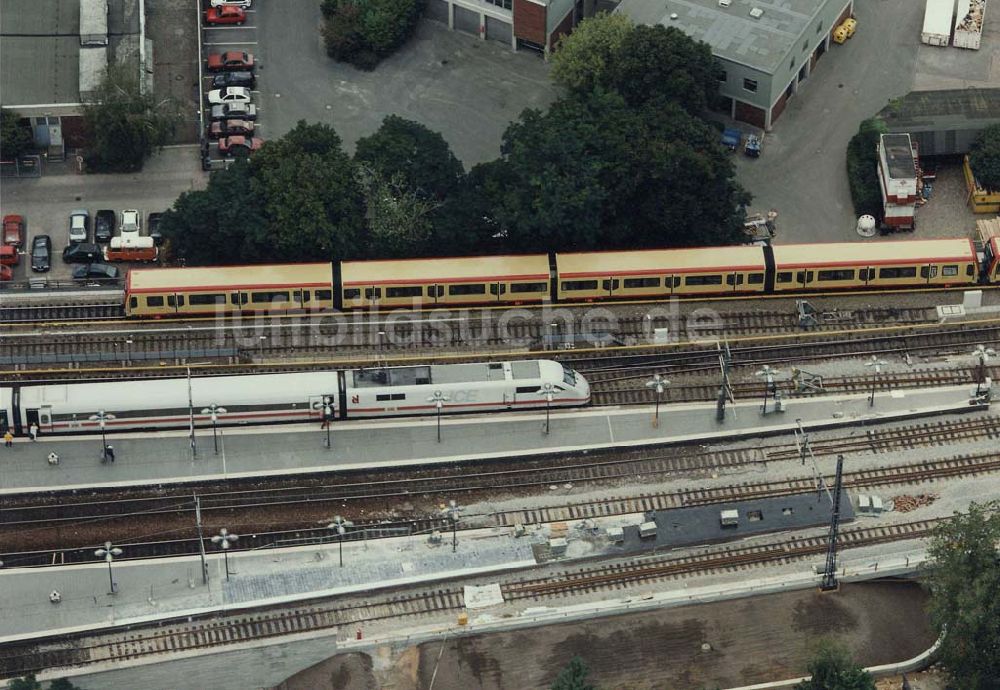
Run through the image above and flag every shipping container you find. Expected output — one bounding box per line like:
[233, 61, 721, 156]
[922, 0, 956, 45]
[953, 0, 986, 48]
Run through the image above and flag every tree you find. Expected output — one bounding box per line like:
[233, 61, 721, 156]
[0, 108, 33, 159]
[551, 13, 634, 94]
[969, 123, 1000, 191]
[355, 115, 464, 200]
[793, 642, 875, 690]
[49, 680, 83, 690]
[550, 656, 595, 690]
[8, 675, 41, 690]
[321, 0, 424, 70]
[357, 164, 436, 256]
[846, 118, 887, 220]
[924, 501, 1000, 689]
[82, 63, 183, 172]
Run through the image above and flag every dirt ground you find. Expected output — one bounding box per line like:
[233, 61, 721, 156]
[275, 580, 935, 689]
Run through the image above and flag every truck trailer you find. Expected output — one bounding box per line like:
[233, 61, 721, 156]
[922, 0, 957, 45]
[953, 0, 986, 48]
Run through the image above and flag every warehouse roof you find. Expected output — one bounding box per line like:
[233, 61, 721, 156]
[615, 0, 827, 74]
[876, 88, 1000, 130]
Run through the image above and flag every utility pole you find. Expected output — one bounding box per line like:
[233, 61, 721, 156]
[820, 454, 845, 592]
[187, 367, 197, 457]
[716, 342, 733, 423]
[194, 494, 208, 585]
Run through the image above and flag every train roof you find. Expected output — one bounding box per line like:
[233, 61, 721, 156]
[127, 263, 334, 293]
[555, 246, 766, 277]
[340, 255, 550, 286]
[352, 360, 549, 387]
[771, 239, 976, 268]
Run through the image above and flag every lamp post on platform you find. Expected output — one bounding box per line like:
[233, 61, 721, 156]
[645, 374, 670, 428]
[972, 345, 996, 396]
[312, 396, 335, 448]
[865, 356, 888, 407]
[538, 382, 555, 434]
[754, 366, 780, 415]
[89, 410, 116, 461]
[441, 500, 461, 553]
[211, 528, 239, 581]
[427, 390, 449, 442]
[327, 515, 354, 567]
[94, 541, 123, 594]
[200, 404, 227, 455]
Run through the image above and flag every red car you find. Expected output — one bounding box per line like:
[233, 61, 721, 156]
[208, 119, 255, 140]
[218, 136, 264, 156]
[204, 6, 246, 24]
[207, 51, 255, 72]
[0, 264, 12, 281]
[3, 214, 25, 247]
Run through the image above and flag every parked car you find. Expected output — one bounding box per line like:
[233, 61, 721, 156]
[211, 71, 256, 89]
[218, 136, 264, 156]
[30, 234, 51, 272]
[208, 119, 254, 139]
[210, 0, 252, 8]
[95, 209, 115, 243]
[147, 212, 164, 246]
[204, 6, 246, 24]
[73, 263, 120, 281]
[206, 87, 252, 105]
[69, 209, 90, 244]
[120, 209, 141, 238]
[0, 244, 19, 267]
[210, 103, 257, 121]
[0, 264, 11, 281]
[2, 214, 25, 247]
[62, 242, 103, 264]
[206, 50, 255, 72]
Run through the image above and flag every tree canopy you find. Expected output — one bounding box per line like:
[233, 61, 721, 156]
[969, 123, 1000, 191]
[550, 656, 596, 690]
[82, 63, 182, 172]
[0, 108, 33, 159]
[321, 0, 424, 70]
[551, 13, 634, 94]
[846, 118, 887, 220]
[793, 642, 875, 690]
[924, 501, 1000, 689]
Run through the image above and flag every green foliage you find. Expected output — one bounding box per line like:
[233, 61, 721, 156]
[846, 118, 887, 220]
[8, 675, 41, 690]
[161, 121, 365, 265]
[488, 90, 748, 252]
[321, 0, 424, 70]
[551, 656, 595, 690]
[81, 63, 182, 172]
[551, 13, 634, 94]
[357, 164, 436, 256]
[48, 679, 83, 690]
[355, 115, 464, 199]
[0, 108, 34, 159]
[793, 641, 875, 690]
[969, 123, 1000, 191]
[924, 501, 1000, 689]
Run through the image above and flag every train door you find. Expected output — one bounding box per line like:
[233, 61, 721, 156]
[489, 282, 506, 302]
[726, 273, 744, 292]
[37, 406, 52, 433]
[293, 289, 305, 310]
[920, 265, 937, 284]
[364, 286, 382, 309]
[428, 285, 444, 305]
[796, 270, 814, 289]
[602, 278, 619, 298]
[860, 267, 874, 287]
[25, 409, 40, 434]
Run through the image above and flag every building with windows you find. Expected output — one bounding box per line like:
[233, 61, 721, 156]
[426, 0, 578, 53]
[615, 0, 854, 129]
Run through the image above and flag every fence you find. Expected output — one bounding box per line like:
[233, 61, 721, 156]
[0, 155, 42, 178]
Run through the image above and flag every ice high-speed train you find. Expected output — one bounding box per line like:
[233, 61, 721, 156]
[0, 360, 589, 436]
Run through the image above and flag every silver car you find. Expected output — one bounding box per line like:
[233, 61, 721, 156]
[69, 209, 89, 244]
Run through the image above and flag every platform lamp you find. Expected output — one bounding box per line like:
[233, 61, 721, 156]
[211, 528, 239, 581]
[312, 396, 335, 448]
[89, 410, 116, 460]
[645, 374, 670, 428]
[94, 541, 123, 595]
[427, 390, 450, 442]
[537, 382, 556, 435]
[200, 404, 227, 455]
[754, 366, 780, 415]
[327, 515, 354, 568]
[441, 500, 461, 553]
[972, 345, 996, 396]
[865, 356, 888, 407]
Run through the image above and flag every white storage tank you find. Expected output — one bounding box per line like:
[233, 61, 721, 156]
[720, 509, 739, 527]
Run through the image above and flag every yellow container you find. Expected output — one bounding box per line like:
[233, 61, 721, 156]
[832, 25, 849, 44]
[964, 156, 1000, 213]
[841, 18, 857, 37]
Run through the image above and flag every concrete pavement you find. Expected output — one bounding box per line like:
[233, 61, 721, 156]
[1, 385, 987, 495]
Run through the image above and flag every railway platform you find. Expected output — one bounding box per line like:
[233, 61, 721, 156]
[0, 385, 988, 496]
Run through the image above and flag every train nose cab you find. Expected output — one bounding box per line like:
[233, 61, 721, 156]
[561, 365, 590, 403]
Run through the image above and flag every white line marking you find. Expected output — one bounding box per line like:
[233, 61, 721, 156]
[607, 415, 615, 442]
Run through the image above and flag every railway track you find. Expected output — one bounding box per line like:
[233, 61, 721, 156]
[0, 517, 940, 679]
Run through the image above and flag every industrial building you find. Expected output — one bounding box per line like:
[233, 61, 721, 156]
[615, 0, 854, 129]
[876, 88, 1000, 157]
[425, 0, 577, 53]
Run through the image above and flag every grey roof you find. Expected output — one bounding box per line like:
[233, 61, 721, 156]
[881, 133, 916, 180]
[616, 0, 828, 74]
[877, 88, 1000, 131]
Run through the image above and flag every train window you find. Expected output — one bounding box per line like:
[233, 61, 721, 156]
[128, 297, 138, 309]
[748, 273, 764, 284]
[251, 291, 290, 303]
[878, 267, 917, 279]
[817, 269, 855, 281]
[427, 285, 445, 297]
[386, 286, 422, 298]
[167, 295, 185, 307]
[449, 283, 487, 296]
[516, 386, 538, 394]
[375, 393, 406, 401]
[968, 265, 976, 276]
[601, 279, 620, 291]
[510, 282, 547, 293]
[920, 266, 938, 279]
[796, 271, 814, 283]
[315, 289, 332, 301]
[561, 280, 598, 291]
[668, 276, 682, 288]
[776, 272, 793, 283]
[364, 287, 381, 299]
[301, 291, 311, 302]
[726, 274, 745, 286]
[942, 266, 958, 277]
[858, 269, 872, 281]
[189, 294, 226, 305]
[489, 283, 507, 295]
[685, 275, 723, 286]
[623, 277, 660, 289]
[344, 288, 361, 299]
[145, 296, 164, 307]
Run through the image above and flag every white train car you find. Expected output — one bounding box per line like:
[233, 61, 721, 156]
[0, 360, 589, 436]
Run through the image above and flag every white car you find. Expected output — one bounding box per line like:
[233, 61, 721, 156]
[120, 209, 141, 238]
[210, 0, 252, 7]
[68, 209, 89, 244]
[206, 87, 252, 105]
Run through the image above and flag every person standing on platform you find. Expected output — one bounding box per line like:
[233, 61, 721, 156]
[105, 445, 115, 463]
[29, 423, 38, 441]
[3, 430, 12, 448]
